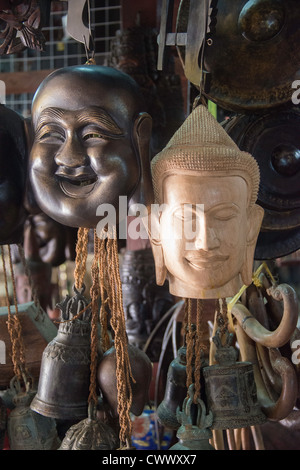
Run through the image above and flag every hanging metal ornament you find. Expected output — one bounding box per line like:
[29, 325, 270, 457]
[59, 402, 119, 450]
[175, 0, 300, 113]
[30, 284, 92, 420]
[170, 384, 214, 450]
[97, 342, 153, 419]
[157, 345, 188, 430]
[7, 376, 60, 450]
[203, 328, 266, 430]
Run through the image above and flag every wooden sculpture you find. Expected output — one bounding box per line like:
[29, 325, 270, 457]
[149, 104, 264, 299]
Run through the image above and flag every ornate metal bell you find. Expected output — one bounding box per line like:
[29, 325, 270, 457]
[203, 329, 266, 430]
[30, 286, 92, 420]
[59, 403, 119, 450]
[157, 346, 188, 430]
[170, 384, 215, 451]
[0, 397, 6, 450]
[7, 377, 60, 450]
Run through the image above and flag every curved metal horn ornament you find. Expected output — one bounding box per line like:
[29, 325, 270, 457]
[231, 283, 298, 349]
[235, 323, 298, 421]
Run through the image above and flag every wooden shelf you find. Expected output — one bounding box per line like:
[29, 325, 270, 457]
[0, 69, 54, 95]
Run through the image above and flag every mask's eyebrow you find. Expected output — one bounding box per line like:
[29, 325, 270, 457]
[77, 107, 124, 136]
[35, 106, 125, 137]
[35, 107, 65, 132]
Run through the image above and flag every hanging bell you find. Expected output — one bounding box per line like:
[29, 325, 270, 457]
[157, 345, 188, 430]
[170, 384, 215, 450]
[7, 376, 60, 450]
[0, 397, 6, 450]
[30, 286, 92, 420]
[97, 342, 153, 417]
[203, 329, 267, 430]
[59, 402, 119, 450]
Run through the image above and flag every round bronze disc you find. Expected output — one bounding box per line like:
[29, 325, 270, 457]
[223, 108, 300, 212]
[176, 0, 300, 112]
[223, 108, 300, 259]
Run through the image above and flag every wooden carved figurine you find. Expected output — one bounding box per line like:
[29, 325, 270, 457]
[149, 104, 264, 299]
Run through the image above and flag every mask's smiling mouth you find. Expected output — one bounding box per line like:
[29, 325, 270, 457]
[55, 167, 97, 198]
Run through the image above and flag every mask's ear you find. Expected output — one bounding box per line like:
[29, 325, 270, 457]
[240, 204, 264, 285]
[129, 112, 154, 211]
[144, 204, 168, 286]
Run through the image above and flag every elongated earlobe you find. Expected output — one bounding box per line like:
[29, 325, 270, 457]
[151, 241, 167, 286]
[144, 209, 167, 286]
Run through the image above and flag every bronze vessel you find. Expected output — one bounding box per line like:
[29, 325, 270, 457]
[7, 377, 60, 450]
[30, 286, 92, 420]
[203, 330, 266, 429]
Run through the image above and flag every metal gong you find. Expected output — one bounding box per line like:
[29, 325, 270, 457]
[223, 107, 300, 259]
[176, 0, 300, 112]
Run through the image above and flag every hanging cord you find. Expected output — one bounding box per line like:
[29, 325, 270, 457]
[54, 227, 91, 324]
[184, 298, 194, 393]
[98, 226, 135, 448]
[184, 298, 207, 403]
[194, 299, 207, 402]
[88, 230, 101, 407]
[107, 228, 135, 448]
[98, 234, 111, 352]
[17, 243, 43, 320]
[1, 245, 28, 383]
[74, 227, 89, 291]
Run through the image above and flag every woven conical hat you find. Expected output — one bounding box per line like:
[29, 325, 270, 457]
[151, 105, 260, 207]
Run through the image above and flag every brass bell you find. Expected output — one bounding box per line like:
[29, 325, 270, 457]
[59, 402, 119, 450]
[157, 346, 188, 430]
[30, 286, 92, 420]
[7, 376, 60, 450]
[170, 384, 215, 451]
[203, 329, 266, 430]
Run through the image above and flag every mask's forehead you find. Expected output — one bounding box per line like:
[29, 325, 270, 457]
[32, 67, 142, 131]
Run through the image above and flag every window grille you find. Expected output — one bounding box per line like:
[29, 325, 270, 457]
[0, 0, 122, 116]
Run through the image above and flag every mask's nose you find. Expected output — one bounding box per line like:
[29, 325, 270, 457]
[54, 134, 89, 168]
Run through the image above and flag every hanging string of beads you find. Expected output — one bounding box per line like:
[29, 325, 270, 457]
[0, 245, 29, 384]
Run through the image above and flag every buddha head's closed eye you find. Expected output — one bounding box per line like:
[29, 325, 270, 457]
[149, 105, 264, 299]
